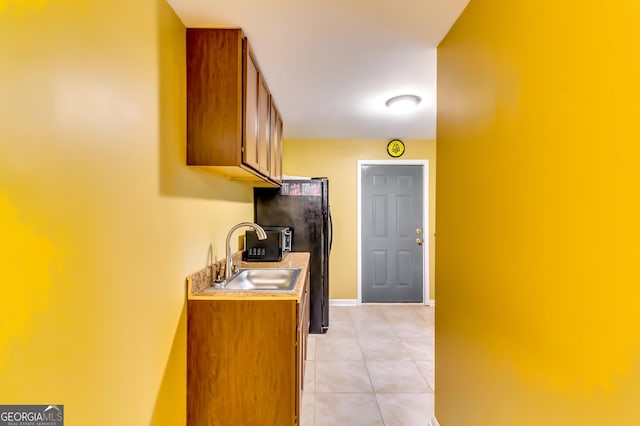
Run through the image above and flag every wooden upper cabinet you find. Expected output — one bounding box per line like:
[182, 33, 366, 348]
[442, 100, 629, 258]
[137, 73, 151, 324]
[186, 29, 242, 166]
[186, 28, 282, 187]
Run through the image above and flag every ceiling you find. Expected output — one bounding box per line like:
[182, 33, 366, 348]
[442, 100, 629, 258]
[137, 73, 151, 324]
[168, 0, 469, 140]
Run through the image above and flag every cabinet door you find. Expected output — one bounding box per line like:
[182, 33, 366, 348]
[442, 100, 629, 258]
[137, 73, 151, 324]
[243, 47, 260, 171]
[257, 74, 271, 175]
[269, 101, 283, 183]
[302, 273, 310, 376]
[296, 275, 310, 424]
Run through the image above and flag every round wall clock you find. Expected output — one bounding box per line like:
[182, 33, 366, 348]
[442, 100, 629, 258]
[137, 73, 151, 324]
[386, 139, 405, 158]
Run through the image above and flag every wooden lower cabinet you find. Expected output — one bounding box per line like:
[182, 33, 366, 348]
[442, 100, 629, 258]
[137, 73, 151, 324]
[187, 278, 309, 425]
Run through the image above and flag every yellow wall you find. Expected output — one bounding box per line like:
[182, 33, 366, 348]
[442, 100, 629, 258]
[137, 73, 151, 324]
[283, 139, 436, 300]
[437, 0, 640, 425]
[0, 1, 254, 424]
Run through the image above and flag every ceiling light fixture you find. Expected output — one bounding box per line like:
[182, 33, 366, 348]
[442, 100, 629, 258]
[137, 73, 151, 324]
[385, 94, 422, 113]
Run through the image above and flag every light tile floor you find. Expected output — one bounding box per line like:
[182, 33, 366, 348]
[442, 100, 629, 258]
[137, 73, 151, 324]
[301, 305, 435, 426]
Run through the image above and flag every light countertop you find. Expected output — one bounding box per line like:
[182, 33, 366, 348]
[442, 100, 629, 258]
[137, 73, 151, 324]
[187, 252, 310, 301]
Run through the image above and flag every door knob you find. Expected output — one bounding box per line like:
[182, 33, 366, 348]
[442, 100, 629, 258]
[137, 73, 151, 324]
[416, 238, 423, 245]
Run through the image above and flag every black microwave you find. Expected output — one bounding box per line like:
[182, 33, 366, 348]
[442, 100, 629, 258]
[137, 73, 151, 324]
[243, 226, 292, 262]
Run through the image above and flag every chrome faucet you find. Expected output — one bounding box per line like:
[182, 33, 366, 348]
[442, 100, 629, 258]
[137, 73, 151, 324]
[224, 222, 267, 280]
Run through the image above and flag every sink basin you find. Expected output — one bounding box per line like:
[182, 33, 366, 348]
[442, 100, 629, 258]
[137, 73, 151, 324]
[204, 268, 301, 292]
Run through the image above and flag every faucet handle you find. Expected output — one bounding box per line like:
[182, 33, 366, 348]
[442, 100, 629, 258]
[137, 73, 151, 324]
[216, 264, 224, 281]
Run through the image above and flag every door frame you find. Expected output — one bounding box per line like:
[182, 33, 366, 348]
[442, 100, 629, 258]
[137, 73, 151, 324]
[357, 160, 430, 305]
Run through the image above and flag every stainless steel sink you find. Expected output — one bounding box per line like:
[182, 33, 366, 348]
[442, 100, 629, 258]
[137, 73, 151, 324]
[203, 268, 301, 292]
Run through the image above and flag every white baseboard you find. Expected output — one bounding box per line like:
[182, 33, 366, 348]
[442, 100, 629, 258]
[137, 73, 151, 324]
[329, 299, 358, 306]
[429, 414, 440, 426]
[330, 299, 435, 307]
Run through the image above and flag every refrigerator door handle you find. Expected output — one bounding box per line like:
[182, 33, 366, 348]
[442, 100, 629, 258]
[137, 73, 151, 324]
[328, 205, 333, 254]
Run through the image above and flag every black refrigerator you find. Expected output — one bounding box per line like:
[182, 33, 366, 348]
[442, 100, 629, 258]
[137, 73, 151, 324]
[254, 178, 332, 334]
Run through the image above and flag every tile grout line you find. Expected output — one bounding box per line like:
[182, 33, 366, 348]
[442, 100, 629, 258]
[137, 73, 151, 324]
[357, 310, 387, 426]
